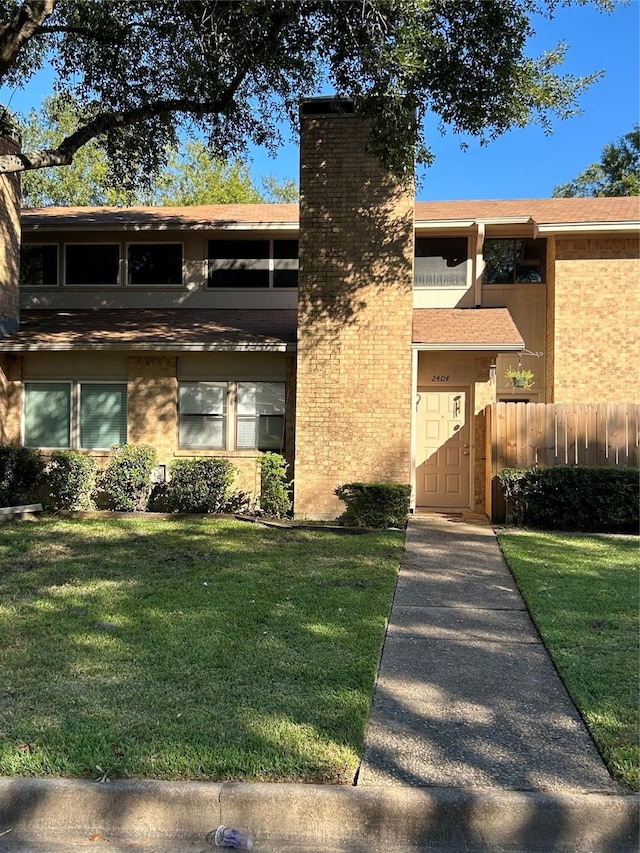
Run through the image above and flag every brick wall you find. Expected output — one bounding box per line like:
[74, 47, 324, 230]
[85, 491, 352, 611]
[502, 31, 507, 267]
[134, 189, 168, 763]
[551, 237, 640, 403]
[294, 103, 414, 519]
[0, 135, 21, 335]
[127, 356, 178, 460]
[0, 353, 22, 444]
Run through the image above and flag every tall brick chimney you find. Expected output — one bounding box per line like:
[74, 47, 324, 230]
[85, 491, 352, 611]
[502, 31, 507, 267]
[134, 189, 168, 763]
[294, 98, 415, 519]
[0, 132, 21, 335]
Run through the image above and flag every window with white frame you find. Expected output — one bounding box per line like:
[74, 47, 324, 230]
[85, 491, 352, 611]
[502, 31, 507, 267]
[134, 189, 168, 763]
[178, 381, 285, 451]
[20, 244, 58, 287]
[179, 382, 226, 449]
[207, 239, 298, 288]
[23, 382, 127, 449]
[65, 244, 120, 286]
[237, 382, 286, 450]
[127, 243, 183, 286]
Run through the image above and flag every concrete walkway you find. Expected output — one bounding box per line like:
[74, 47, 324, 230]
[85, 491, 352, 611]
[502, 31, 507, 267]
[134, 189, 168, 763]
[1, 515, 638, 852]
[359, 514, 617, 792]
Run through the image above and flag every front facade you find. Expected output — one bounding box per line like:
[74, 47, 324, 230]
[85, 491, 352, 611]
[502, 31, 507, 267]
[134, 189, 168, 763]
[1, 103, 639, 518]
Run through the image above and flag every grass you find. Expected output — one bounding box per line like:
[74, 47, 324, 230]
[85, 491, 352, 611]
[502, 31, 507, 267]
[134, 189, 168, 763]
[0, 516, 403, 784]
[498, 530, 639, 791]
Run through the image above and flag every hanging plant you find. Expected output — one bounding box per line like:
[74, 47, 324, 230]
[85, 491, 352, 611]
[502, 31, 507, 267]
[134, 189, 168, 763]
[505, 366, 535, 390]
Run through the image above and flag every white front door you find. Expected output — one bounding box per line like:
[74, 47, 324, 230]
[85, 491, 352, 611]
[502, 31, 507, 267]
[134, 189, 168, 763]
[415, 388, 470, 508]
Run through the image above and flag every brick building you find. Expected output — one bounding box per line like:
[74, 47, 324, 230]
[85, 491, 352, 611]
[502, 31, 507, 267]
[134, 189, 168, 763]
[1, 100, 639, 518]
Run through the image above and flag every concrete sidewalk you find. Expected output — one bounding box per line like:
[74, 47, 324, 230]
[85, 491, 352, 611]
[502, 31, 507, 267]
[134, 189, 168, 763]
[0, 515, 637, 852]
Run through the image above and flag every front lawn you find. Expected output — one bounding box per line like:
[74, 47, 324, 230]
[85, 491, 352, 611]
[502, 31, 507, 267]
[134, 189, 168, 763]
[0, 517, 402, 783]
[498, 531, 639, 791]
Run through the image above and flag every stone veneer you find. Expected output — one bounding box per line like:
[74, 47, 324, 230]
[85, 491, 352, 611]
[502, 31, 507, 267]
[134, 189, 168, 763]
[294, 101, 414, 519]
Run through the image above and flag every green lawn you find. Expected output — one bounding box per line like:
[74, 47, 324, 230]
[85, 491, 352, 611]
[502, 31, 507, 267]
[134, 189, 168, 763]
[0, 516, 402, 783]
[498, 530, 639, 791]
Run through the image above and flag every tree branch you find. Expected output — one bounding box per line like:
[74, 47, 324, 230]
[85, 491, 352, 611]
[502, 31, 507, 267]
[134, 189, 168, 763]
[0, 0, 56, 78]
[0, 3, 297, 176]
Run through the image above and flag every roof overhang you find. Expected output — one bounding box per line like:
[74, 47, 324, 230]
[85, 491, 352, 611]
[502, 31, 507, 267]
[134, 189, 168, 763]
[533, 221, 640, 237]
[412, 341, 523, 352]
[412, 308, 525, 352]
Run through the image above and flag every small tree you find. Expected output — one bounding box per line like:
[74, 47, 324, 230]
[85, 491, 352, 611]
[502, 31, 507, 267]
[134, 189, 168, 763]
[45, 450, 96, 510]
[259, 452, 292, 518]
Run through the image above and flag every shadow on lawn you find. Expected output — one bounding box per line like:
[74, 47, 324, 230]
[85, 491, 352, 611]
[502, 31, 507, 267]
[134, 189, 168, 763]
[0, 516, 399, 783]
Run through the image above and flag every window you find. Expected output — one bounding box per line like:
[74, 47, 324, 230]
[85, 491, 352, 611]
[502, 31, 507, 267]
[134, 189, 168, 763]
[20, 244, 58, 287]
[179, 382, 226, 449]
[414, 237, 468, 288]
[80, 384, 127, 449]
[484, 239, 545, 284]
[24, 382, 71, 448]
[65, 244, 120, 286]
[127, 243, 183, 286]
[207, 239, 298, 288]
[237, 382, 285, 451]
[23, 382, 127, 449]
[178, 381, 286, 451]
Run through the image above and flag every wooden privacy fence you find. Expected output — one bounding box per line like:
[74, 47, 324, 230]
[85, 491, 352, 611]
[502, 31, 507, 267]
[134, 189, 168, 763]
[487, 402, 640, 473]
[486, 402, 640, 521]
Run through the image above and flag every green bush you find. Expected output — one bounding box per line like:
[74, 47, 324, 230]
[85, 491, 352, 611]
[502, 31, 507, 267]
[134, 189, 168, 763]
[0, 446, 45, 506]
[259, 452, 292, 518]
[335, 482, 411, 528]
[97, 444, 157, 511]
[45, 451, 96, 510]
[164, 457, 237, 513]
[497, 465, 639, 532]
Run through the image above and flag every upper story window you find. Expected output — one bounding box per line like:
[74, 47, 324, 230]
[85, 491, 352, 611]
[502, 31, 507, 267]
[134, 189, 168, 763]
[127, 243, 183, 286]
[414, 238, 468, 288]
[484, 238, 546, 284]
[207, 239, 298, 289]
[65, 244, 120, 286]
[20, 244, 58, 287]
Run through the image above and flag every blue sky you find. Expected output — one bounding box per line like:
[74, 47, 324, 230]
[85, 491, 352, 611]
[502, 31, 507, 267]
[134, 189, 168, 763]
[248, 0, 640, 200]
[2, 0, 638, 202]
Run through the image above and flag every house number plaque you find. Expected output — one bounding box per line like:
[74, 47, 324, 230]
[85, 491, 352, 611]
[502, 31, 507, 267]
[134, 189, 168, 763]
[431, 375, 450, 382]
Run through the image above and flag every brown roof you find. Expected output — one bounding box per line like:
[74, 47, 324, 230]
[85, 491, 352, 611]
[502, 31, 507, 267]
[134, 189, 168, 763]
[1, 309, 298, 351]
[21, 197, 639, 231]
[413, 308, 524, 350]
[21, 204, 299, 231]
[414, 197, 640, 225]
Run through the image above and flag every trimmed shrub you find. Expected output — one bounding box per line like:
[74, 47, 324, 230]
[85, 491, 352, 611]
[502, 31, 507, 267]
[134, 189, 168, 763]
[259, 452, 292, 518]
[96, 444, 157, 511]
[497, 465, 639, 532]
[335, 482, 411, 528]
[164, 457, 237, 513]
[0, 446, 45, 507]
[45, 451, 96, 510]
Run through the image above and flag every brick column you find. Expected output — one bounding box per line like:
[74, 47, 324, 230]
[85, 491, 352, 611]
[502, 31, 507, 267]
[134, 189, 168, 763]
[127, 356, 178, 464]
[294, 100, 414, 519]
[0, 134, 21, 336]
[0, 353, 22, 444]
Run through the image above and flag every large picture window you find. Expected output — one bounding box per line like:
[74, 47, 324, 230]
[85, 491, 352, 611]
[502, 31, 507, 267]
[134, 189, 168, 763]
[207, 239, 298, 289]
[484, 239, 546, 284]
[179, 382, 226, 449]
[20, 244, 58, 287]
[414, 237, 468, 288]
[127, 243, 183, 286]
[65, 244, 120, 286]
[24, 382, 127, 449]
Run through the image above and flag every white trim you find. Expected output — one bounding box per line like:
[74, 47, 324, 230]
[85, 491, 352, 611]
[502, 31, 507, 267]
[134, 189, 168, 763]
[412, 342, 524, 352]
[533, 221, 640, 236]
[1, 342, 295, 353]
